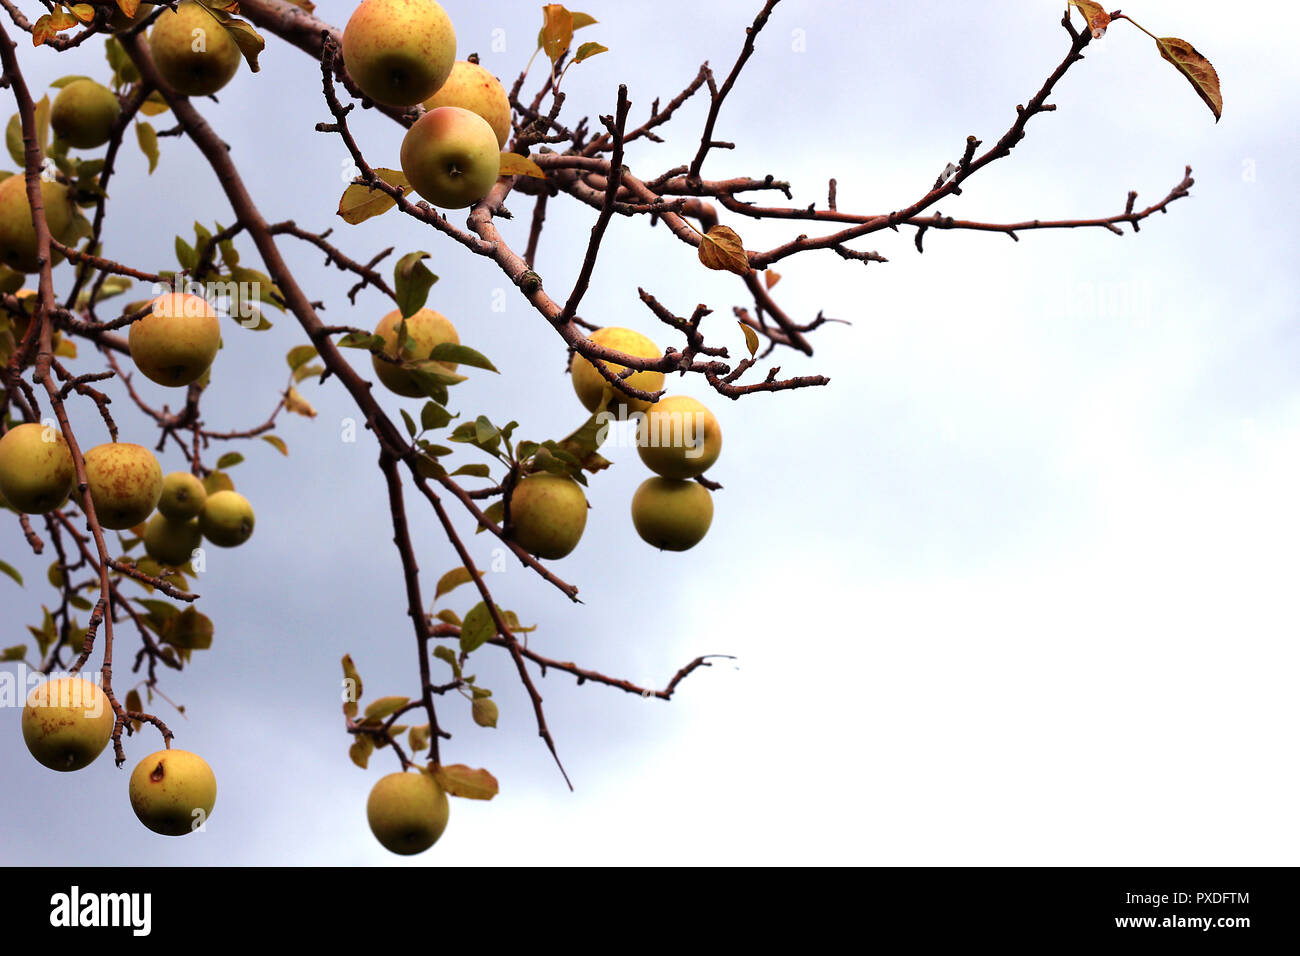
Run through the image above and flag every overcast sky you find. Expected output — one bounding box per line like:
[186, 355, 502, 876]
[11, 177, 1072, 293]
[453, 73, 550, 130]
[2, 0, 1298, 865]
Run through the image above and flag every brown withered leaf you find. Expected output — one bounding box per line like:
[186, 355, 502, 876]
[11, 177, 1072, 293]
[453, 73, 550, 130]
[499, 152, 546, 179]
[764, 269, 781, 289]
[433, 763, 499, 800]
[1068, 1, 1110, 38]
[1156, 37, 1222, 121]
[698, 225, 751, 276]
[284, 385, 316, 418]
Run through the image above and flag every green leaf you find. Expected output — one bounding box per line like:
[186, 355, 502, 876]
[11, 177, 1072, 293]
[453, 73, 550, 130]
[348, 735, 373, 769]
[163, 606, 213, 650]
[285, 344, 317, 371]
[475, 499, 504, 533]
[215, 452, 244, 470]
[364, 695, 410, 720]
[6, 113, 26, 168]
[2, 645, 27, 661]
[203, 471, 234, 495]
[434, 609, 461, 627]
[393, 252, 438, 319]
[400, 408, 417, 438]
[434, 566, 479, 601]
[421, 401, 452, 431]
[432, 643, 461, 678]
[136, 121, 158, 174]
[450, 463, 491, 479]
[459, 601, 497, 654]
[0, 559, 22, 586]
[336, 331, 387, 351]
[471, 697, 499, 728]
[261, 434, 288, 456]
[428, 343, 497, 373]
[574, 41, 608, 63]
[408, 724, 431, 752]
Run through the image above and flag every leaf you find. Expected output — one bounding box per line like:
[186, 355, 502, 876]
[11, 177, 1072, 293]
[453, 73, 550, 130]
[136, 121, 159, 174]
[434, 566, 480, 601]
[1, 645, 27, 661]
[400, 408, 417, 438]
[124, 688, 142, 732]
[498, 152, 546, 179]
[215, 451, 243, 470]
[139, 91, 170, 117]
[429, 343, 498, 373]
[450, 463, 491, 479]
[540, 4, 574, 64]
[0, 560, 21, 586]
[421, 401, 451, 431]
[433, 608, 461, 627]
[475, 499, 504, 533]
[408, 724, 430, 752]
[202, 471, 234, 495]
[698, 224, 751, 276]
[285, 344, 317, 371]
[284, 385, 317, 418]
[33, 11, 78, 47]
[394, 252, 438, 318]
[536, 9, 595, 50]
[341, 653, 362, 718]
[348, 736, 373, 769]
[432, 643, 461, 678]
[337, 169, 411, 224]
[1155, 37, 1223, 121]
[261, 434, 288, 456]
[69, 5, 97, 24]
[6, 114, 25, 168]
[1068, 1, 1110, 38]
[471, 698, 499, 728]
[50, 75, 94, 89]
[764, 269, 780, 289]
[364, 696, 410, 720]
[432, 764, 499, 800]
[116, 0, 141, 21]
[739, 321, 759, 358]
[459, 601, 497, 653]
[556, 412, 614, 474]
[163, 606, 213, 650]
[574, 41, 608, 63]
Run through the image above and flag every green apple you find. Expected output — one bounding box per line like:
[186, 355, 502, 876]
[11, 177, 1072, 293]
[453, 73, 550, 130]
[508, 473, 588, 560]
[370, 307, 460, 397]
[83, 442, 163, 530]
[50, 79, 121, 150]
[0, 422, 75, 514]
[631, 477, 713, 551]
[571, 327, 665, 415]
[109, 2, 155, 32]
[0, 175, 77, 274]
[129, 292, 221, 387]
[400, 106, 501, 209]
[22, 677, 115, 772]
[342, 0, 456, 107]
[128, 748, 217, 836]
[199, 489, 254, 547]
[423, 60, 512, 148]
[636, 395, 722, 479]
[143, 513, 202, 567]
[367, 770, 449, 855]
[157, 471, 206, 521]
[148, 0, 241, 97]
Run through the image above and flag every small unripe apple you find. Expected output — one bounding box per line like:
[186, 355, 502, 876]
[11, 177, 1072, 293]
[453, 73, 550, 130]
[508, 473, 588, 560]
[366, 770, 449, 855]
[631, 477, 713, 551]
[400, 106, 501, 209]
[148, 0, 242, 97]
[0, 175, 77, 274]
[199, 489, 254, 547]
[370, 307, 459, 397]
[51, 80, 121, 150]
[0, 422, 76, 514]
[128, 748, 217, 836]
[636, 395, 722, 479]
[83, 442, 163, 530]
[157, 471, 206, 521]
[571, 327, 665, 415]
[129, 292, 221, 387]
[143, 513, 202, 567]
[343, 0, 456, 107]
[22, 677, 115, 772]
[423, 60, 512, 148]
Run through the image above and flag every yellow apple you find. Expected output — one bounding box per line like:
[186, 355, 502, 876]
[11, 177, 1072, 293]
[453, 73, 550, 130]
[343, 0, 456, 107]
[199, 489, 254, 547]
[571, 327, 665, 415]
[507, 473, 588, 560]
[370, 307, 459, 397]
[0, 422, 75, 514]
[143, 513, 201, 567]
[83, 442, 163, 530]
[129, 292, 221, 387]
[423, 60, 512, 148]
[22, 677, 115, 772]
[631, 477, 713, 551]
[400, 106, 501, 209]
[51, 79, 121, 150]
[0, 175, 77, 274]
[367, 770, 449, 855]
[128, 748, 217, 836]
[148, 1, 241, 97]
[636, 395, 722, 479]
[157, 470, 206, 521]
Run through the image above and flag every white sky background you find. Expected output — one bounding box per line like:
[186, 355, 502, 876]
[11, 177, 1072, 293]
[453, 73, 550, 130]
[1, 0, 1298, 865]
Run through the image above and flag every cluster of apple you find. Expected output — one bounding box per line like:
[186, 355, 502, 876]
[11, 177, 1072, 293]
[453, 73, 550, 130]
[342, 0, 511, 209]
[20, 675, 216, 836]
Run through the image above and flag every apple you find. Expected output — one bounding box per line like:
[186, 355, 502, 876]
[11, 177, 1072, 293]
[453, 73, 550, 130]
[0, 175, 77, 274]
[50, 80, 121, 150]
[148, 0, 242, 97]
[0, 422, 75, 514]
[366, 770, 449, 855]
[109, 2, 155, 32]
[143, 513, 202, 567]
[83, 442, 163, 530]
[631, 477, 714, 551]
[199, 489, 254, 547]
[128, 748, 217, 836]
[157, 470, 207, 521]
[423, 60, 512, 148]
[507, 473, 588, 560]
[342, 0, 456, 107]
[571, 327, 665, 415]
[400, 106, 501, 209]
[370, 307, 460, 397]
[21, 677, 115, 772]
[636, 395, 722, 479]
[128, 292, 221, 387]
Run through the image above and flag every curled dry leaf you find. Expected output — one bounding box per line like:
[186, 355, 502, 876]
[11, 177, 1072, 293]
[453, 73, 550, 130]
[1156, 37, 1223, 121]
[1068, 1, 1110, 39]
[698, 225, 751, 276]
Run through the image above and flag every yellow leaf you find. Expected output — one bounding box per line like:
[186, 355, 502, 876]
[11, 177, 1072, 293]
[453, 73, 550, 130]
[764, 269, 781, 290]
[337, 169, 411, 225]
[540, 4, 573, 64]
[69, 4, 97, 24]
[471, 698, 499, 728]
[432, 763, 499, 800]
[498, 152, 545, 179]
[1156, 37, 1222, 121]
[698, 224, 751, 276]
[738, 321, 759, 358]
[348, 736, 373, 769]
[116, 0, 140, 17]
[1067, 1, 1110, 39]
[53, 338, 77, 359]
[284, 385, 316, 418]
